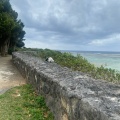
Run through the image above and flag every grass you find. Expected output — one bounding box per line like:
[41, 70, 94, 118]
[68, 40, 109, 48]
[0, 84, 54, 120]
[19, 48, 120, 83]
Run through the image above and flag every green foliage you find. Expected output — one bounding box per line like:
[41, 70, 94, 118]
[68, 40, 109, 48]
[8, 47, 14, 54]
[10, 19, 26, 48]
[22, 48, 120, 83]
[0, 12, 14, 38]
[16, 41, 25, 47]
[0, 84, 54, 120]
[0, 0, 25, 56]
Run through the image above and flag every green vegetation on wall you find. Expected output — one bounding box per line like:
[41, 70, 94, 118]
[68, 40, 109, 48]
[20, 48, 120, 83]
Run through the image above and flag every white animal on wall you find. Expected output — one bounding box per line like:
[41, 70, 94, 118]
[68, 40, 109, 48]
[46, 57, 54, 62]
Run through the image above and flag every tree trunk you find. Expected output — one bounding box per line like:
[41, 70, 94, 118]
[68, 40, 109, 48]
[0, 38, 10, 57]
[1, 45, 5, 57]
[0, 46, 1, 54]
[1, 44, 7, 56]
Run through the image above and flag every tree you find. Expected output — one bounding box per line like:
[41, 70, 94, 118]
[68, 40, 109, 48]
[16, 41, 25, 48]
[10, 20, 26, 51]
[0, 12, 15, 56]
[0, 0, 25, 56]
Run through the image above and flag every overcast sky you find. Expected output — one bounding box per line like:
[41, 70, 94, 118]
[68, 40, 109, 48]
[10, 0, 120, 51]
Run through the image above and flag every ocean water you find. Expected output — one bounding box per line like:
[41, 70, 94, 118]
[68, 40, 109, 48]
[62, 50, 120, 72]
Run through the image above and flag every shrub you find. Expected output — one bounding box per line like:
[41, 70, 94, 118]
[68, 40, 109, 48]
[23, 48, 120, 83]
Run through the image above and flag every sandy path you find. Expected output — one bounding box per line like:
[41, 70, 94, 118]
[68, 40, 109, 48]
[0, 55, 26, 94]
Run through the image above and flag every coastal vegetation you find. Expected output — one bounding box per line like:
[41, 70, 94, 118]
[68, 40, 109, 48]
[0, 0, 25, 56]
[0, 84, 54, 120]
[20, 48, 120, 83]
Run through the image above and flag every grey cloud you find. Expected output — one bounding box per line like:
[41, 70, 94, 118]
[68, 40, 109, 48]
[10, 0, 120, 51]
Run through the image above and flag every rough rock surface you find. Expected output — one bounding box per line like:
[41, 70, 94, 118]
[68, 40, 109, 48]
[12, 52, 120, 120]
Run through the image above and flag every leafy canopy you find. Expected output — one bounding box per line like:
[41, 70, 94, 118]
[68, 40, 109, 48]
[0, 0, 25, 56]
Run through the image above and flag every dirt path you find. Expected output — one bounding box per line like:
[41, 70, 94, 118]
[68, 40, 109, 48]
[0, 55, 26, 94]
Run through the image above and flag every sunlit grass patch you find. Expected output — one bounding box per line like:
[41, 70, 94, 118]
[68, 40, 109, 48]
[0, 85, 54, 120]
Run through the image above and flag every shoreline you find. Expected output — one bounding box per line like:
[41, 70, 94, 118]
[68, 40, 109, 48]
[69, 52, 120, 72]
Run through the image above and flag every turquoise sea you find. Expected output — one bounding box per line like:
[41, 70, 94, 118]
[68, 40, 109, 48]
[62, 50, 120, 72]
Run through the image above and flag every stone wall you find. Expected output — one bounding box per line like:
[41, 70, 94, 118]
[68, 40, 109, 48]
[12, 52, 120, 120]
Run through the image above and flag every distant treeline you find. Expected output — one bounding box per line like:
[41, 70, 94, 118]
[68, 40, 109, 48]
[0, 0, 25, 56]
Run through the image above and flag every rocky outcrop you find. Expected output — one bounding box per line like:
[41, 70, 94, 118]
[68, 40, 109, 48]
[12, 52, 120, 120]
